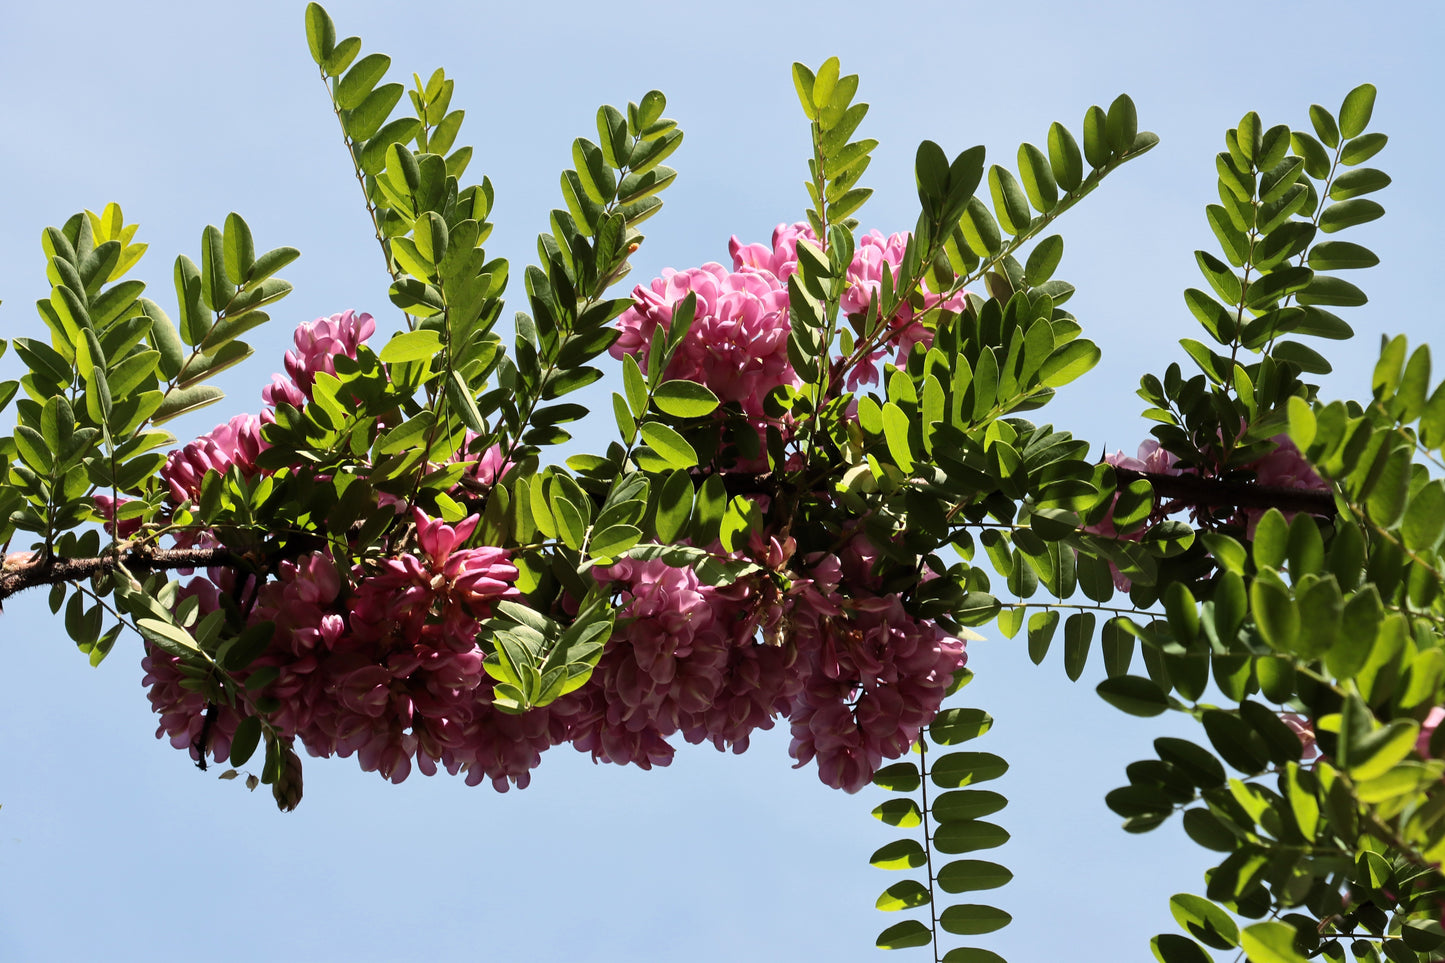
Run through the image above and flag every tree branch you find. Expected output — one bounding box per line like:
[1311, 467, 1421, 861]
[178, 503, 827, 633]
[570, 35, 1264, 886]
[1112, 467, 1337, 519]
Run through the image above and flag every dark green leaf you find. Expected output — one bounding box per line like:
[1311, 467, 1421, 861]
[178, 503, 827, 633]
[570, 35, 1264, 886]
[1097, 676, 1171, 717]
[939, 904, 1011, 936]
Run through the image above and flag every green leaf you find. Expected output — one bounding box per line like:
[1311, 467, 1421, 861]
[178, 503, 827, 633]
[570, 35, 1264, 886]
[988, 165, 1031, 236]
[1340, 131, 1387, 166]
[1017, 143, 1058, 213]
[230, 716, 262, 767]
[931, 707, 993, 745]
[336, 52, 391, 111]
[875, 880, 931, 911]
[871, 797, 923, 827]
[1025, 234, 1064, 285]
[960, 196, 1002, 258]
[1240, 921, 1309, 963]
[153, 384, 225, 425]
[1170, 893, 1240, 950]
[1064, 611, 1094, 681]
[1403, 480, 1445, 553]
[379, 328, 442, 363]
[1083, 105, 1110, 169]
[931, 751, 1008, 788]
[304, 3, 335, 66]
[1309, 105, 1339, 148]
[1319, 198, 1384, 233]
[881, 401, 914, 473]
[136, 617, 201, 657]
[1038, 339, 1100, 387]
[445, 369, 486, 434]
[652, 380, 719, 418]
[323, 36, 361, 77]
[875, 920, 931, 950]
[246, 246, 300, 286]
[222, 213, 254, 287]
[1026, 610, 1059, 665]
[1348, 718, 1420, 782]
[1047, 122, 1083, 191]
[1097, 676, 1171, 717]
[1298, 275, 1367, 307]
[1329, 167, 1390, 200]
[870, 839, 927, 870]
[933, 790, 1007, 822]
[936, 860, 1012, 893]
[622, 354, 647, 417]
[639, 422, 697, 469]
[346, 82, 405, 142]
[933, 820, 1008, 854]
[1338, 83, 1376, 139]
[1106, 94, 1138, 154]
[1308, 241, 1379, 271]
[939, 904, 1011, 936]
[1251, 578, 1299, 653]
[588, 524, 641, 560]
[1150, 934, 1215, 963]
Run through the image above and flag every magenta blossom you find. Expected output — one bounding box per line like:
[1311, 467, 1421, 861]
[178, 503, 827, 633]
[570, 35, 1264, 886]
[613, 263, 796, 418]
[729, 221, 813, 282]
[1418, 707, 1445, 757]
[262, 309, 376, 406]
[159, 413, 268, 503]
[1281, 712, 1321, 762]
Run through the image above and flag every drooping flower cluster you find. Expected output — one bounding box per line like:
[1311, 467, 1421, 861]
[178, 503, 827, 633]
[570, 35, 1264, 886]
[139, 264, 972, 796]
[565, 535, 966, 792]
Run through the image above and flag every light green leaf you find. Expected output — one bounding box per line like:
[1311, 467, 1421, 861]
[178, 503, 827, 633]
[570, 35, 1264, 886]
[336, 52, 392, 111]
[136, 617, 202, 657]
[652, 380, 719, 418]
[1338, 83, 1376, 139]
[379, 328, 443, 363]
[639, 422, 697, 469]
[1239, 921, 1308, 963]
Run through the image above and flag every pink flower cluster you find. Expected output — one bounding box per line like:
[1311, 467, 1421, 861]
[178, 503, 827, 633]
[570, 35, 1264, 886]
[145, 523, 967, 793]
[138, 297, 970, 796]
[563, 535, 966, 792]
[613, 263, 794, 421]
[160, 413, 268, 503]
[158, 311, 376, 504]
[613, 223, 968, 419]
[145, 511, 535, 789]
[263, 309, 376, 408]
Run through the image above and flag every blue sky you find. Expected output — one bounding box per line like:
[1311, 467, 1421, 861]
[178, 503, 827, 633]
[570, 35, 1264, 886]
[0, 1, 1441, 960]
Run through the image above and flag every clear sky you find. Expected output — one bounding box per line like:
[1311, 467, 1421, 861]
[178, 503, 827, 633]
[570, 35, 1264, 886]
[0, 1, 1441, 961]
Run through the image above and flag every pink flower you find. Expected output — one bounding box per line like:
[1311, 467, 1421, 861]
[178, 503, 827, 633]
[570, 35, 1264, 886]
[613, 263, 796, 419]
[94, 495, 141, 538]
[140, 577, 243, 765]
[159, 413, 268, 503]
[1281, 712, 1320, 762]
[262, 309, 376, 406]
[729, 222, 813, 282]
[1418, 707, 1445, 757]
